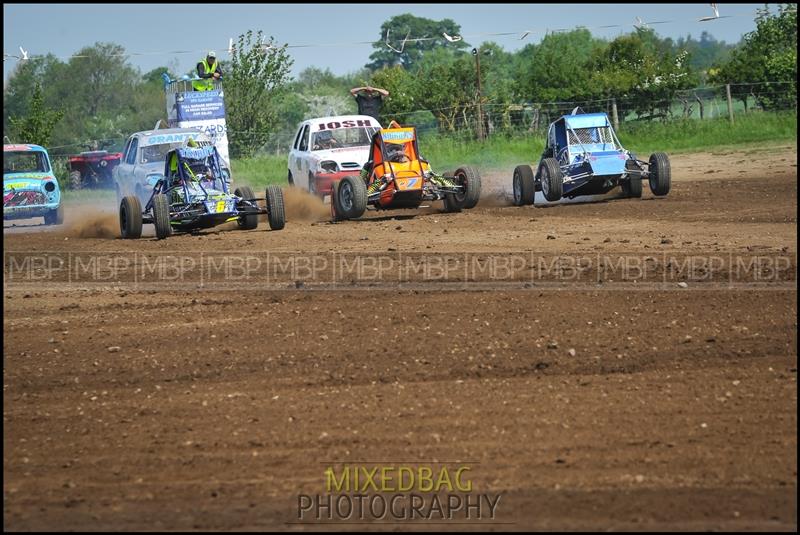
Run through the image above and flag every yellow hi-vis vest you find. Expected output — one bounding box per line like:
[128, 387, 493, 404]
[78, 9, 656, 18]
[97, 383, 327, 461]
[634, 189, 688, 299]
[192, 59, 218, 91]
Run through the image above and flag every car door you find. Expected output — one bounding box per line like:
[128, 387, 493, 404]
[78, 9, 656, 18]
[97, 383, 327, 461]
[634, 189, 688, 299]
[115, 136, 135, 194]
[288, 123, 305, 185]
[294, 124, 311, 190]
[124, 136, 142, 188]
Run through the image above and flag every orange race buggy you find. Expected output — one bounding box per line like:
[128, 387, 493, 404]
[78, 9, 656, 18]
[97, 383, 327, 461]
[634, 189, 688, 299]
[330, 124, 481, 221]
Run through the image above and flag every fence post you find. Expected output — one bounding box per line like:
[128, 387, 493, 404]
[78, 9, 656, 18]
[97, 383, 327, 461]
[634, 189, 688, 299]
[611, 98, 619, 131]
[726, 84, 734, 124]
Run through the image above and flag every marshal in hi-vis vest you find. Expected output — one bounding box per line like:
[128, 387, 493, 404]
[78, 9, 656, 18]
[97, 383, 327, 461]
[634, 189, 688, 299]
[193, 59, 218, 91]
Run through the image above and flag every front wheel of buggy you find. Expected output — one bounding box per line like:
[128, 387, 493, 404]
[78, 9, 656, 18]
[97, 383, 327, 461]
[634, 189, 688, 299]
[335, 175, 367, 220]
[119, 196, 143, 239]
[266, 185, 286, 230]
[648, 152, 671, 196]
[455, 166, 481, 209]
[152, 193, 172, 240]
[512, 165, 535, 206]
[539, 158, 563, 202]
[235, 186, 259, 230]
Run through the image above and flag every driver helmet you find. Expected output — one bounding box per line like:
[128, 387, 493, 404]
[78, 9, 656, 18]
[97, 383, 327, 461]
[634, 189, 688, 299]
[386, 143, 408, 162]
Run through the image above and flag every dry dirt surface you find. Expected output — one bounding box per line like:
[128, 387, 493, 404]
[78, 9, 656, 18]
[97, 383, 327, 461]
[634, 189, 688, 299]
[3, 145, 797, 531]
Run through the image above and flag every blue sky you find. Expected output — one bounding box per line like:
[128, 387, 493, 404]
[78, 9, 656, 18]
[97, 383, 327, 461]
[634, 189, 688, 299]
[3, 3, 769, 82]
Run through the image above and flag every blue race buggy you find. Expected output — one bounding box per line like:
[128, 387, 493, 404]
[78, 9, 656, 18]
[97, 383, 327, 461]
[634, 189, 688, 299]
[118, 145, 285, 239]
[511, 110, 671, 205]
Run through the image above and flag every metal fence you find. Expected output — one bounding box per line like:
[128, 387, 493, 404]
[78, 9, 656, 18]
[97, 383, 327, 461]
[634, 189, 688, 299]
[375, 80, 798, 140]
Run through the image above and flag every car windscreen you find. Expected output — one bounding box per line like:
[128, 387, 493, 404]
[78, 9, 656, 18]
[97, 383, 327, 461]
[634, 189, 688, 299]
[141, 141, 211, 164]
[311, 126, 379, 151]
[567, 127, 617, 150]
[3, 151, 50, 173]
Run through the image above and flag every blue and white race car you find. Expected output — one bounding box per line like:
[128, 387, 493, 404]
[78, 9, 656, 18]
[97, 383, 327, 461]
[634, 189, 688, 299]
[4, 144, 64, 225]
[511, 110, 671, 205]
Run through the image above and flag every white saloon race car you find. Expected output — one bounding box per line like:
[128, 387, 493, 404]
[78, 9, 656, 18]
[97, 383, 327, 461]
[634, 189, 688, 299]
[113, 127, 231, 204]
[287, 115, 381, 198]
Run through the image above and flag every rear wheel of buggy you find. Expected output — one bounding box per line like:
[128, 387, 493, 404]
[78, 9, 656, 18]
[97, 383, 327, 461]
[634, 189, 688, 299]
[44, 204, 64, 226]
[335, 175, 367, 220]
[119, 195, 143, 239]
[234, 186, 259, 230]
[69, 170, 82, 190]
[621, 161, 643, 198]
[512, 165, 535, 206]
[539, 158, 563, 202]
[265, 185, 286, 230]
[648, 152, 671, 196]
[152, 193, 172, 240]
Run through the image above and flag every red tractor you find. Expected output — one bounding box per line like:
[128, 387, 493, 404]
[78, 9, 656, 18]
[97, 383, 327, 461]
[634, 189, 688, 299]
[67, 144, 123, 189]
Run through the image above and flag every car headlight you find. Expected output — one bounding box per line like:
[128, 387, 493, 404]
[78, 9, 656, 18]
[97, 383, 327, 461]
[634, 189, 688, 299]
[319, 160, 338, 173]
[43, 181, 56, 192]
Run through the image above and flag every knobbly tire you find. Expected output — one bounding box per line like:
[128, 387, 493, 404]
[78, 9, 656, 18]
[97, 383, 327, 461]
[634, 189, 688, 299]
[69, 170, 82, 190]
[539, 158, 563, 202]
[152, 193, 172, 240]
[235, 186, 259, 230]
[457, 166, 482, 209]
[443, 166, 480, 213]
[119, 195, 143, 239]
[648, 152, 671, 196]
[266, 185, 286, 230]
[512, 164, 536, 206]
[335, 175, 367, 219]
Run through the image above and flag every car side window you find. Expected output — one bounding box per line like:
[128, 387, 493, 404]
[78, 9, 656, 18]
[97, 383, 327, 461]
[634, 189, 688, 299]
[126, 138, 139, 165]
[292, 125, 304, 150]
[121, 138, 132, 162]
[298, 125, 310, 152]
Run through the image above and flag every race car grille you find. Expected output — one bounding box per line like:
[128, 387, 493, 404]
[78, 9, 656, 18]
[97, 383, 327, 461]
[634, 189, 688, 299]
[4, 191, 46, 207]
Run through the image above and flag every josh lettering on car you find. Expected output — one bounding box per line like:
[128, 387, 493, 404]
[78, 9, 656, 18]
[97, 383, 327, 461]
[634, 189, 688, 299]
[193, 50, 223, 92]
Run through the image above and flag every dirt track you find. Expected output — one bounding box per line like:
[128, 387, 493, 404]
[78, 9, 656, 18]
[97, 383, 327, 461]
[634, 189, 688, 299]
[3, 145, 797, 530]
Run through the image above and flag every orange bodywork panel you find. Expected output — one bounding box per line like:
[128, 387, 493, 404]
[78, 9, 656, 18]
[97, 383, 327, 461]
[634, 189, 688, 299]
[369, 127, 432, 208]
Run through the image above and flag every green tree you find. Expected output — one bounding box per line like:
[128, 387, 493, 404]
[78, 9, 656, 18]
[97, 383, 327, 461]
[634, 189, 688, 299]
[711, 4, 797, 110]
[367, 14, 469, 71]
[226, 30, 294, 158]
[675, 31, 734, 78]
[514, 29, 602, 103]
[3, 54, 63, 137]
[411, 50, 476, 132]
[589, 28, 696, 121]
[369, 65, 420, 122]
[7, 83, 64, 146]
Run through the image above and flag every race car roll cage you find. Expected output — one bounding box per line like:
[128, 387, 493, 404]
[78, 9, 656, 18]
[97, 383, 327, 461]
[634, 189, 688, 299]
[545, 113, 651, 185]
[365, 126, 465, 203]
[140, 146, 268, 226]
